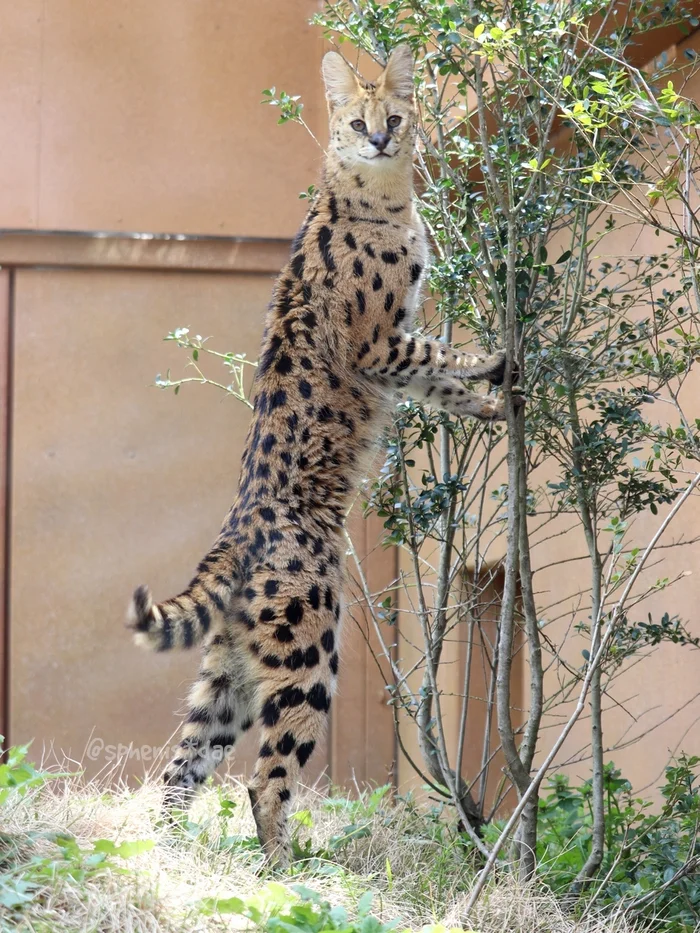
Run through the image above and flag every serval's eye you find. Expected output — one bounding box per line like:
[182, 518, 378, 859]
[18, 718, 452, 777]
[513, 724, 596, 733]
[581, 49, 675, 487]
[350, 119, 367, 133]
[387, 115, 402, 128]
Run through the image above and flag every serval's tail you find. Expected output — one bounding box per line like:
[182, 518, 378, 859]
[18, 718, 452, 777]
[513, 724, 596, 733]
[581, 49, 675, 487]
[127, 539, 241, 651]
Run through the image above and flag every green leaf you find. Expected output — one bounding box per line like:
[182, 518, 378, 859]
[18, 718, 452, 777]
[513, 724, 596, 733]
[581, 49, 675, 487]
[113, 839, 156, 859]
[201, 895, 246, 915]
[357, 891, 375, 918]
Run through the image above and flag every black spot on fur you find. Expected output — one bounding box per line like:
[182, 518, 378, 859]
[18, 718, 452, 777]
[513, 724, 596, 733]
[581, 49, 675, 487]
[279, 686, 305, 708]
[285, 598, 304, 625]
[318, 226, 336, 272]
[236, 609, 255, 630]
[187, 706, 213, 725]
[304, 645, 320, 667]
[262, 654, 283, 668]
[308, 585, 320, 610]
[296, 741, 315, 767]
[306, 682, 331, 712]
[275, 354, 293, 376]
[285, 648, 304, 670]
[262, 699, 280, 726]
[277, 732, 296, 755]
[210, 673, 231, 694]
[259, 335, 282, 374]
[328, 194, 339, 223]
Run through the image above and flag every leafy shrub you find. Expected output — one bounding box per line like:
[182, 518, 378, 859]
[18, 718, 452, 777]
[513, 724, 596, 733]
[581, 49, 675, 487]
[534, 757, 700, 929]
[202, 882, 475, 933]
[0, 740, 154, 919]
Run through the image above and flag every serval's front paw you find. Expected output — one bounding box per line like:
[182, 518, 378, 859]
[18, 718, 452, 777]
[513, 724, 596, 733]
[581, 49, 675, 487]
[481, 387, 526, 421]
[486, 350, 507, 386]
[512, 385, 527, 410]
[478, 393, 507, 421]
[486, 350, 521, 388]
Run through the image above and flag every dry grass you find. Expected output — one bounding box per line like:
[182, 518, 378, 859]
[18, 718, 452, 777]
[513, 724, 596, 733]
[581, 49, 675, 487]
[0, 765, 640, 933]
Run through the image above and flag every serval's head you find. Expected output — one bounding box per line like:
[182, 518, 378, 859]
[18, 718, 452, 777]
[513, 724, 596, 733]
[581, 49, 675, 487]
[322, 46, 415, 174]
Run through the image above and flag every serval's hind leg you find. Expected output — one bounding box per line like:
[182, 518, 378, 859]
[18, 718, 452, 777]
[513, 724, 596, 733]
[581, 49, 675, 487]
[237, 547, 342, 866]
[162, 630, 257, 814]
[247, 672, 332, 867]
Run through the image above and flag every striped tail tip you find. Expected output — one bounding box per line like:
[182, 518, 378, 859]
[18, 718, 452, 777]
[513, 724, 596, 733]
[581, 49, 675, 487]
[127, 584, 166, 651]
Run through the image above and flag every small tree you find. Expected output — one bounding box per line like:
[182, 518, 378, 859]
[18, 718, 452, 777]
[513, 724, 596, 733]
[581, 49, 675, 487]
[161, 0, 700, 911]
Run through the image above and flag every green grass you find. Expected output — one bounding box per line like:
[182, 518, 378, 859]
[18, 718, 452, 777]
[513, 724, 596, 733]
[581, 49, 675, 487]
[0, 745, 636, 933]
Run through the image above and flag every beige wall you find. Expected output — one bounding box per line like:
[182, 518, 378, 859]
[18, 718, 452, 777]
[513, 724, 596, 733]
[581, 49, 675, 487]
[10, 268, 266, 775]
[1, 0, 325, 236]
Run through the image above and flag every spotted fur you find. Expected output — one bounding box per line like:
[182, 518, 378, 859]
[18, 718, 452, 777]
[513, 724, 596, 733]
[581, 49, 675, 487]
[127, 46, 516, 866]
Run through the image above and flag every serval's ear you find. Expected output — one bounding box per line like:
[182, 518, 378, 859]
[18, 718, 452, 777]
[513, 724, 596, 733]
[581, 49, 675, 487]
[377, 45, 414, 100]
[322, 51, 360, 110]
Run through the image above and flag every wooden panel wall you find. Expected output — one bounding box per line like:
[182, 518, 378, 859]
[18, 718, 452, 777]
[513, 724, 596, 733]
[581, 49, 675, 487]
[9, 262, 266, 777]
